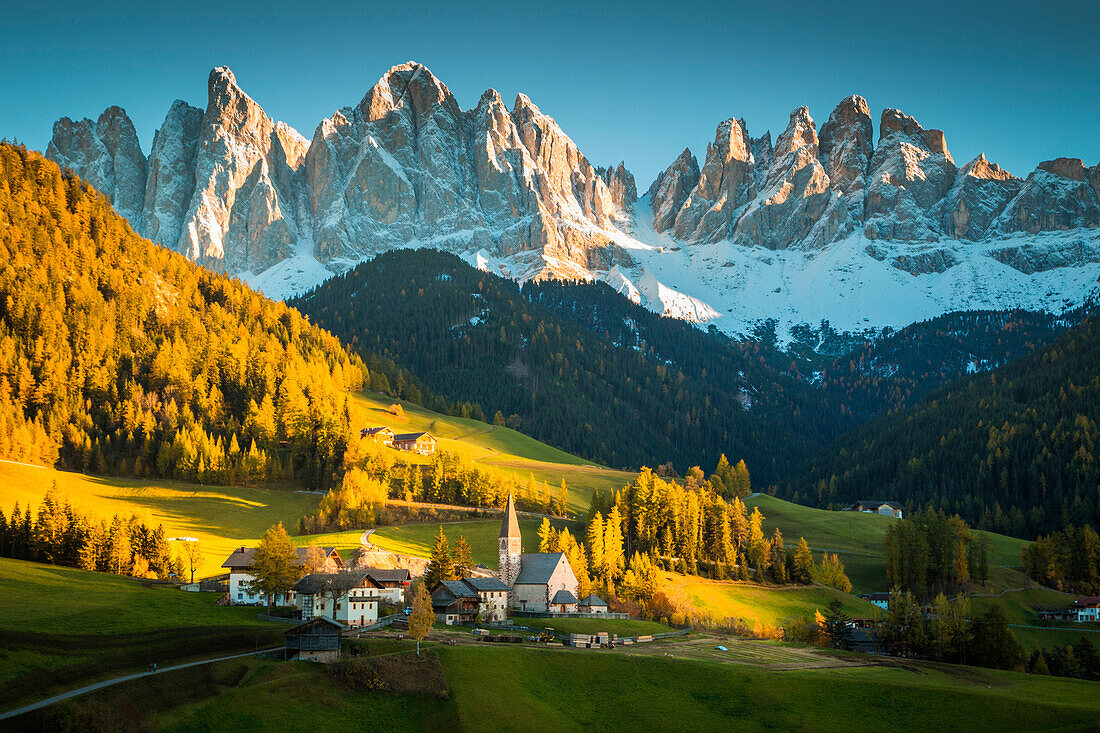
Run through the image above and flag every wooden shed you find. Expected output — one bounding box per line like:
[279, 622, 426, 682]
[285, 617, 345, 662]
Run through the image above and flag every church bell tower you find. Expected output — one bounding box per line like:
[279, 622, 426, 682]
[499, 493, 522, 589]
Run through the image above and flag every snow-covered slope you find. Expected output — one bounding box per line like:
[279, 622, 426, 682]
[46, 63, 1100, 347]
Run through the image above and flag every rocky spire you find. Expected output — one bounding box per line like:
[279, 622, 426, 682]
[648, 148, 700, 232]
[46, 106, 147, 226]
[818, 95, 873, 220]
[733, 106, 846, 249]
[932, 153, 1021, 239]
[672, 117, 755, 242]
[177, 66, 305, 272]
[142, 99, 203, 247]
[863, 108, 957, 241]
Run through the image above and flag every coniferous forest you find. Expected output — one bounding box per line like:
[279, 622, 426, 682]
[787, 314, 1100, 537]
[0, 144, 382, 489]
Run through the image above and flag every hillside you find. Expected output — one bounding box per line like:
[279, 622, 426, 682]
[292, 248, 853, 483]
[0, 143, 372, 490]
[786, 316, 1100, 537]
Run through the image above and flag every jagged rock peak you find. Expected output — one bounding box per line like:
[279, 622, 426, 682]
[818, 95, 873, 217]
[648, 148, 700, 232]
[963, 153, 1016, 181]
[142, 99, 204, 246]
[669, 117, 755, 242]
[358, 61, 459, 123]
[879, 108, 953, 161]
[774, 106, 818, 158]
[45, 105, 147, 225]
[1038, 157, 1089, 181]
[597, 162, 638, 212]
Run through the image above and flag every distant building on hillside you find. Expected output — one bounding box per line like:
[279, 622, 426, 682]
[392, 431, 437, 455]
[221, 546, 344, 606]
[361, 426, 395, 446]
[843, 501, 904, 519]
[860, 592, 891, 610]
[1072, 597, 1100, 622]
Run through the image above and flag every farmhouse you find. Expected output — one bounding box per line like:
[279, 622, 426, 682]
[498, 494, 580, 613]
[860, 592, 891, 610]
[844, 501, 904, 519]
[391, 431, 437, 455]
[293, 570, 384, 627]
[221, 546, 344, 605]
[360, 567, 412, 604]
[285, 617, 344, 662]
[361, 426, 395, 446]
[431, 576, 511, 624]
[1072, 597, 1100, 623]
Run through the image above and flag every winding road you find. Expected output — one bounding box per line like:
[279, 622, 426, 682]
[0, 646, 284, 721]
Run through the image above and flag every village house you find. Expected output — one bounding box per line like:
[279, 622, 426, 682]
[360, 426, 395, 446]
[1072, 597, 1100, 623]
[578, 594, 609, 614]
[285, 617, 344, 662]
[843, 501, 904, 519]
[860, 592, 891, 610]
[360, 567, 412, 604]
[221, 546, 344, 606]
[391, 431, 437, 455]
[431, 577, 511, 624]
[498, 494, 580, 613]
[293, 570, 385, 627]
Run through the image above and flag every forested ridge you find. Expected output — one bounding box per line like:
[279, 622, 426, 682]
[787, 314, 1100, 537]
[0, 143, 387, 489]
[292, 249, 854, 484]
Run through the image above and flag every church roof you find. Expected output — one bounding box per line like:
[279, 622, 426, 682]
[499, 493, 520, 539]
[551, 589, 578, 605]
[514, 552, 566, 585]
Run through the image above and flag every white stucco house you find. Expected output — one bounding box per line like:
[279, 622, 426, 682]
[293, 570, 384, 627]
[221, 546, 344, 606]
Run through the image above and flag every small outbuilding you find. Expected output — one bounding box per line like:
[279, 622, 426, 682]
[843, 501, 904, 519]
[285, 617, 345, 662]
[578, 594, 608, 614]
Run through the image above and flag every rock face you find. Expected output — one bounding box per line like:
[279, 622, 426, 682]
[180, 67, 306, 272]
[993, 158, 1100, 234]
[932, 154, 1021, 240]
[46, 106, 147, 224]
[732, 106, 847, 250]
[817, 95, 873, 219]
[44, 71, 1100, 300]
[863, 109, 957, 241]
[647, 148, 699, 232]
[670, 117, 756, 242]
[142, 100, 203, 248]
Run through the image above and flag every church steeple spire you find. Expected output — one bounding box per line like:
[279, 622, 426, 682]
[498, 493, 522, 590]
[500, 492, 520, 540]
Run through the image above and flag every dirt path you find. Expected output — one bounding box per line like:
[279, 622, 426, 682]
[0, 647, 285, 721]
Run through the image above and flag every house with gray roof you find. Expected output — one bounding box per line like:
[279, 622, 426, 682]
[431, 576, 511, 624]
[220, 545, 343, 606]
[843, 501, 904, 519]
[293, 570, 384, 627]
[578, 594, 608, 614]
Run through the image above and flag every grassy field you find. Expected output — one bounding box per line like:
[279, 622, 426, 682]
[0, 460, 322, 576]
[664, 570, 880, 628]
[16, 636, 1100, 732]
[350, 391, 634, 509]
[969, 588, 1100, 651]
[517, 618, 672, 637]
[369, 519, 570, 568]
[746, 494, 1029, 594]
[0, 557, 281, 710]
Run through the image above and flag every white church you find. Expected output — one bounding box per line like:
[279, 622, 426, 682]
[498, 494, 583, 613]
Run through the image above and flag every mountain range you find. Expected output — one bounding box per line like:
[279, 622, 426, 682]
[46, 62, 1100, 343]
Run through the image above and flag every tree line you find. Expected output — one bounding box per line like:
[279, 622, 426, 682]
[1022, 524, 1100, 594]
[0, 484, 199, 580]
[884, 508, 991, 598]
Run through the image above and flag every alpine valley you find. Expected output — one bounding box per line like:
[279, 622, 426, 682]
[45, 62, 1100, 345]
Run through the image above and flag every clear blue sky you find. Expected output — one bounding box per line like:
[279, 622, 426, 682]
[2, 0, 1096, 187]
